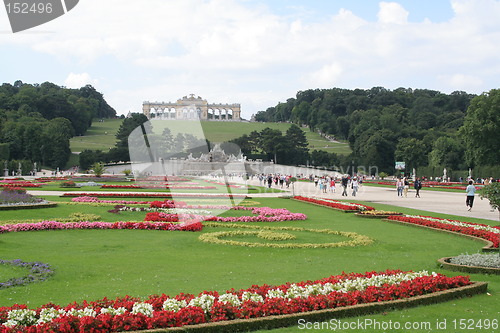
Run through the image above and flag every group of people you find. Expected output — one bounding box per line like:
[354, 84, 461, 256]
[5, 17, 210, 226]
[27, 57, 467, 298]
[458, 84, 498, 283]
[258, 174, 294, 189]
[395, 177, 423, 198]
[314, 175, 362, 197]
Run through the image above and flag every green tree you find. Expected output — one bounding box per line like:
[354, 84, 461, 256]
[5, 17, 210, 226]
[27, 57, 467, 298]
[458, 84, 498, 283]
[91, 162, 105, 177]
[428, 136, 464, 170]
[395, 137, 429, 170]
[459, 89, 500, 166]
[479, 182, 500, 220]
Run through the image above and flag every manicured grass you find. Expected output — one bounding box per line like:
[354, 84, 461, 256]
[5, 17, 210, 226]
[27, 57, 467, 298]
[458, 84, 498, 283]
[0, 197, 498, 333]
[69, 119, 351, 156]
[69, 119, 122, 152]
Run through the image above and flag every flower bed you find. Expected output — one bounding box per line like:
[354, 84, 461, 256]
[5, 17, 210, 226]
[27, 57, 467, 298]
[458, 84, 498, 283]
[101, 185, 142, 189]
[438, 254, 500, 275]
[0, 259, 54, 290]
[0, 182, 41, 188]
[355, 210, 403, 218]
[62, 193, 246, 199]
[293, 196, 375, 212]
[144, 207, 307, 223]
[0, 221, 203, 234]
[71, 197, 153, 205]
[200, 222, 373, 248]
[0, 270, 474, 332]
[387, 215, 499, 248]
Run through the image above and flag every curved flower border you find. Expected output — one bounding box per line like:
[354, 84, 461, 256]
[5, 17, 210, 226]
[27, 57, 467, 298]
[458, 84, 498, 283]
[0, 259, 54, 290]
[62, 193, 247, 199]
[0, 221, 203, 234]
[144, 207, 308, 223]
[199, 222, 373, 248]
[293, 196, 375, 212]
[387, 215, 499, 248]
[0, 270, 472, 331]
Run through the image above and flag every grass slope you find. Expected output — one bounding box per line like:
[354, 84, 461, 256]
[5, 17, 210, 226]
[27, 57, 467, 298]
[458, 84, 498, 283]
[0, 197, 498, 333]
[69, 119, 122, 152]
[70, 119, 351, 155]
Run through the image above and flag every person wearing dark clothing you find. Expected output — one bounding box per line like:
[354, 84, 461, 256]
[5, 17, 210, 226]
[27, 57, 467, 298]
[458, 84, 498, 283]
[341, 176, 348, 196]
[414, 178, 422, 198]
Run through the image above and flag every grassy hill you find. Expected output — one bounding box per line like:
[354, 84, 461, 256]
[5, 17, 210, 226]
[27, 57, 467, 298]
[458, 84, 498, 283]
[70, 119, 351, 155]
[70, 119, 122, 152]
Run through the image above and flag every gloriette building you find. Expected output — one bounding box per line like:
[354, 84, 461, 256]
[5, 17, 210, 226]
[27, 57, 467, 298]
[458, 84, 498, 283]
[142, 94, 241, 121]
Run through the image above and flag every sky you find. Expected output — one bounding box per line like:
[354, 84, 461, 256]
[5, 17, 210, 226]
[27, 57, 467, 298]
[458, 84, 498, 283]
[1, 0, 499, 119]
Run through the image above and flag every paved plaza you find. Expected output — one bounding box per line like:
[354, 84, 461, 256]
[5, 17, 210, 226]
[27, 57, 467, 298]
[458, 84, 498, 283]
[245, 179, 499, 222]
[29, 178, 499, 222]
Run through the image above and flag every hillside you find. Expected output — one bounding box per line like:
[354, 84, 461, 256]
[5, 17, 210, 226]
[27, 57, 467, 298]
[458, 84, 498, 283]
[71, 119, 351, 155]
[70, 119, 122, 152]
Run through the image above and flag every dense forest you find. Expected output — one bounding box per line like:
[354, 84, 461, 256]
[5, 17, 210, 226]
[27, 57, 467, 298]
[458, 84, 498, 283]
[0, 81, 116, 170]
[253, 87, 500, 176]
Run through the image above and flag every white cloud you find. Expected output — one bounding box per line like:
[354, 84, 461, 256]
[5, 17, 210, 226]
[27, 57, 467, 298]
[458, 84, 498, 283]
[438, 73, 483, 91]
[2, 0, 500, 117]
[307, 63, 344, 87]
[377, 2, 409, 24]
[64, 73, 99, 88]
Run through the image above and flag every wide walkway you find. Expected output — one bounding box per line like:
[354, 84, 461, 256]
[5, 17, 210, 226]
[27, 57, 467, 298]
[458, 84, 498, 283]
[246, 179, 499, 222]
[28, 180, 498, 222]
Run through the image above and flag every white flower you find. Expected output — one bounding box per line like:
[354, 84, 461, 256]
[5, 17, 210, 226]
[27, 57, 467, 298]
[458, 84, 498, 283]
[285, 284, 309, 299]
[218, 293, 242, 306]
[131, 302, 154, 317]
[100, 307, 127, 316]
[162, 299, 188, 312]
[266, 289, 285, 299]
[189, 294, 216, 313]
[66, 307, 97, 318]
[37, 308, 66, 324]
[241, 292, 264, 303]
[6, 309, 37, 327]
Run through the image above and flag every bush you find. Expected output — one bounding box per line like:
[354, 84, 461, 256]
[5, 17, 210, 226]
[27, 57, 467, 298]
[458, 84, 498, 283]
[0, 187, 41, 205]
[60, 181, 78, 188]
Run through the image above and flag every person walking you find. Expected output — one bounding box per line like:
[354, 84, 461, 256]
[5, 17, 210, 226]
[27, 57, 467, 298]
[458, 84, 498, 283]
[341, 176, 348, 196]
[351, 177, 359, 196]
[414, 177, 422, 198]
[403, 177, 409, 198]
[465, 180, 476, 211]
[396, 178, 403, 197]
[330, 178, 336, 193]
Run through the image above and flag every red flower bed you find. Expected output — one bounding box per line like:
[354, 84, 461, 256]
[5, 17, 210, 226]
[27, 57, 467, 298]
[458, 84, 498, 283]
[101, 185, 142, 189]
[0, 181, 41, 188]
[387, 215, 499, 248]
[0, 220, 203, 234]
[0, 270, 471, 332]
[62, 193, 246, 199]
[149, 200, 182, 209]
[294, 196, 375, 211]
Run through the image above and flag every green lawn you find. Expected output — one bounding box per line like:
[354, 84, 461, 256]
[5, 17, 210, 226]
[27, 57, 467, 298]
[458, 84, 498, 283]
[69, 118, 122, 152]
[0, 196, 498, 333]
[70, 119, 351, 155]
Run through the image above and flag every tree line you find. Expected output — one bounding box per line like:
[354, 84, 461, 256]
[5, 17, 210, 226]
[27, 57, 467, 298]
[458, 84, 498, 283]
[0, 81, 116, 169]
[254, 87, 500, 176]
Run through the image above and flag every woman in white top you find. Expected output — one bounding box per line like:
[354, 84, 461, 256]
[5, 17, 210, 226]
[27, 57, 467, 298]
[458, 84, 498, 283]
[351, 177, 359, 196]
